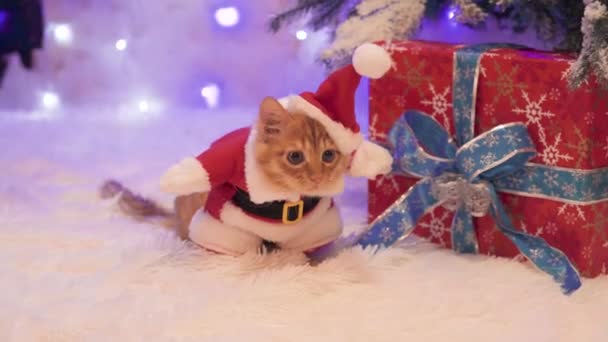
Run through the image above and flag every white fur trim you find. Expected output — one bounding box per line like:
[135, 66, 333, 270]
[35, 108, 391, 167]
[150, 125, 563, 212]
[188, 208, 262, 255]
[352, 43, 392, 79]
[278, 95, 364, 154]
[159, 157, 210, 195]
[278, 206, 343, 251]
[349, 141, 393, 179]
[219, 198, 342, 250]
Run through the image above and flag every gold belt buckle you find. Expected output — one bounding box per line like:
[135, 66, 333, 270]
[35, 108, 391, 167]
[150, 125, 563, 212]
[282, 200, 304, 224]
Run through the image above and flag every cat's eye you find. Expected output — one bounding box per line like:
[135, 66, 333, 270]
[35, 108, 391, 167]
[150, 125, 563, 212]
[287, 151, 305, 165]
[322, 149, 337, 163]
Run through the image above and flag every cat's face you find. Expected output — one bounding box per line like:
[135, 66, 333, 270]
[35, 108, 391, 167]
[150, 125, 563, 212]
[254, 97, 348, 196]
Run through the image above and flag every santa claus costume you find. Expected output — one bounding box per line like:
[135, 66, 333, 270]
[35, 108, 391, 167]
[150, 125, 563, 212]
[160, 43, 394, 256]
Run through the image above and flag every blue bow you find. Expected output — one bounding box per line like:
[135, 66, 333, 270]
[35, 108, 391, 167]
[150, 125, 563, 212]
[307, 44, 602, 294]
[356, 44, 583, 295]
[357, 110, 581, 294]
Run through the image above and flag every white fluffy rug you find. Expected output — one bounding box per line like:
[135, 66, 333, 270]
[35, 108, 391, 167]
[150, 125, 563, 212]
[1, 110, 607, 341]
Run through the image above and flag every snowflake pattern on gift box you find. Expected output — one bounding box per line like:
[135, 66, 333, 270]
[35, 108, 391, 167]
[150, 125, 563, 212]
[480, 64, 488, 78]
[460, 65, 477, 82]
[545, 119, 566, 141]
[548, 255, 564, 267]
[549, 88, 561, 102]
[527, 184, 542, 194]
[506, 175, 524, 188]
[481, 228, 495, 245]
[584, 112, 595, 125]
[557, 203, 586, 223]
[564, 127, 598, 168]
[371, 44, 606, 279]
[461, 157, 476, 173]
[511, 91, 574, 165]
[513, 92, 555, 127]
[582, 246, 593, 260]
[393, 95, 407, 108]
[539, 134, 574, 166]
[562, 183, 577, 198]
[484, 133, 500, 147]
[582, 204, 608, 245]
[520, 222, 544, 237]
[581, 189, 595, 202]
[380, 226, 395, 243]
[485, 61, 527, 106]
[453, 219, 464, 233]
[530, 248, 545, 261]
[369, 114, 388, 141]
[544, 221, 559, 236]
[395, 57, 431, 97]
[544, 171, 560, 189]
[593, 172, 605, 187]
[452, 87, 468, 115]
[376, 174, 400, 195]
[421, 84, 452, 129]
[564, 212, 577, 225]
[420, 210, 451, 247]
[503, 131, 523, 147]
[481, 152, 496, 166]
[482, 103, 496, 119]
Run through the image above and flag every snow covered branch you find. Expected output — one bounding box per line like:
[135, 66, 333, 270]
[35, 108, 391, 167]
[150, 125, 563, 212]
[320, 0, 427, 68]
[270, 0, 606, 88]
[568, 0, 608, 88]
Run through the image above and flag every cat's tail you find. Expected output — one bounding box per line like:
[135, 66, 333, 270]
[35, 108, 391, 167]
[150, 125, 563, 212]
[100, 179, 178, 229]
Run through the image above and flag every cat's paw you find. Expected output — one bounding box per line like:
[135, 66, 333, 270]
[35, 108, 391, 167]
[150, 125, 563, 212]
[160, 157, 210, 195]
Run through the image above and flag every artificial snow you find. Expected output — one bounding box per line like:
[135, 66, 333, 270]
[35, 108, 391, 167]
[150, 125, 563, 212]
[1, 108, 607, 341]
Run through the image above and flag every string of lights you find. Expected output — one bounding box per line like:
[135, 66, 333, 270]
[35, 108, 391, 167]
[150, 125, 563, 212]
[1, 1, 320, 122]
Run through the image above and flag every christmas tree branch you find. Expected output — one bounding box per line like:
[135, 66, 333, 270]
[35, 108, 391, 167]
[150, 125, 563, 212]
[568, 0, 608, 88]
[320, 0, 427, 69]
[268, 0, 355, 32]
[269, 0, 607, 88]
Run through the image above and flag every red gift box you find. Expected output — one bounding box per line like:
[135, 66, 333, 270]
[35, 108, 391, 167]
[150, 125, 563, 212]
[368, 40, 608, 277]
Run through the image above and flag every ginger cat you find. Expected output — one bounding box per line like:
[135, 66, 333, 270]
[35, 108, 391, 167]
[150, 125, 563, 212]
[101, 97, 349, 253]
[101, 42, 396, 255]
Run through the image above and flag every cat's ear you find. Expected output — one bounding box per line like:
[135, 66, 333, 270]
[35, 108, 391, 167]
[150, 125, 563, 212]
[257, 97, 290, 142]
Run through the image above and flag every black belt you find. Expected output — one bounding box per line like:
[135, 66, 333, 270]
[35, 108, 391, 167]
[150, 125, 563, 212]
[231, 188, 320, 224]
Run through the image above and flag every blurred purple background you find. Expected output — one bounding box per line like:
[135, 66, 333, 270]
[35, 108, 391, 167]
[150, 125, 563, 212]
[0, 0, 549, 122]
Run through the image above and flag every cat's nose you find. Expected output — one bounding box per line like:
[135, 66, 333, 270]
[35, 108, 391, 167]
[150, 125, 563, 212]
[310, 175, 322, 184]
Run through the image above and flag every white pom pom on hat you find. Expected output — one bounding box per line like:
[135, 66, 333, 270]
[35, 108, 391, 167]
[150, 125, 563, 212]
[352, 42, 393, 79]
[277, 42, 394, 179]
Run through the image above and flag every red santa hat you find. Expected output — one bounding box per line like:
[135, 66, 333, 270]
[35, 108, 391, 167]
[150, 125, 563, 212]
[278, 43, 394, 179]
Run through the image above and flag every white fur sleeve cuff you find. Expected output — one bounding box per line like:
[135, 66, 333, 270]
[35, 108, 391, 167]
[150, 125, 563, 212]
[160, 157, 210, 195]
[349, 141, 393, 179]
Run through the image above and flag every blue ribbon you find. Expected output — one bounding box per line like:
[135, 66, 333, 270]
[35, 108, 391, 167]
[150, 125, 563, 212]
[356, 111, 581, 294]
[307, 43, 608, 292]
[356, 44, 587, 294]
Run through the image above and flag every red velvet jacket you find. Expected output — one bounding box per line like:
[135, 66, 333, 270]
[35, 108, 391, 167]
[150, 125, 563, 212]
[195, 127, 251, 220]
